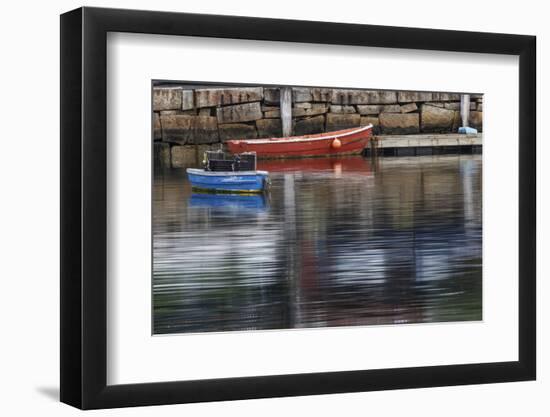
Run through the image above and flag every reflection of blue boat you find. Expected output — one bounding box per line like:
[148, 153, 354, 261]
[186, 151, 269, 193]
[190, 193, 267, 210]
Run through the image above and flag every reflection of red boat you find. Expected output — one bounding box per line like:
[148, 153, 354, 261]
[258, 156, 372, 176]
[227, 125, 373, 159]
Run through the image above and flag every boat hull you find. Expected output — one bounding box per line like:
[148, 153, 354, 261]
[186, 168, 269, 193]
[227, 125, 373, 159]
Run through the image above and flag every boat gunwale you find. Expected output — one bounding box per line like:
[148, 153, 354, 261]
[227, 124, 373, 145]
[186, 168, 269, 176]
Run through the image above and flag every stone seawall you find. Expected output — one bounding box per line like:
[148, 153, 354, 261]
[153, 85, 483, 167]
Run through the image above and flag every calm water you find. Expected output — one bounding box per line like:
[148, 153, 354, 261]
[153, 155, 482, 335]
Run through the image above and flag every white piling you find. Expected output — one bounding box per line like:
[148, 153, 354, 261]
[280, 87, 292, 137]
[460, 94, 470, 127]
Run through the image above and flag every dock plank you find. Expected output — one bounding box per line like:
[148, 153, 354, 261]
[373, 133, 482, 148]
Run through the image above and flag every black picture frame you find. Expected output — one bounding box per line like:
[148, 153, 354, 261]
[60, 6, 536, 410]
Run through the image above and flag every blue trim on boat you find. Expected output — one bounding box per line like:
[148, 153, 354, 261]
[186, 168, 269, 193]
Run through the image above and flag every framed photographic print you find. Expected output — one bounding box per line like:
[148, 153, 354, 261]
[60, 6, 536, 409]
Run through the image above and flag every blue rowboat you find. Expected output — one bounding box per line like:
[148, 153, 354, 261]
[186, 168, 269, 193]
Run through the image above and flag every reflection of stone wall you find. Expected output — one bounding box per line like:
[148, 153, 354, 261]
[153, 85, 483, 167]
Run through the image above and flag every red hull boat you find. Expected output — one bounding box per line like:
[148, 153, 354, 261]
[226, 124, 373, 158]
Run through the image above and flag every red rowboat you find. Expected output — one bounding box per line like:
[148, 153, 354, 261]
[226, 124, 373, 158]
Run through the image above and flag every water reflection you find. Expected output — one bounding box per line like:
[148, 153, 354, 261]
[153, 155, 482, 334]
[189, 193, 268, 211]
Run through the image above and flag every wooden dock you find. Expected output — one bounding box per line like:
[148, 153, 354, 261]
[365, 133, 482, 157]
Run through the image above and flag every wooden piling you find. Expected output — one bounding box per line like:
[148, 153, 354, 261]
[460, 94, 470, 127]
[280, 87, 292, 137]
